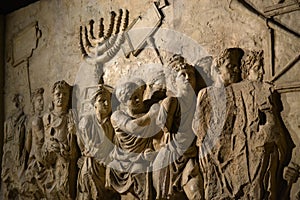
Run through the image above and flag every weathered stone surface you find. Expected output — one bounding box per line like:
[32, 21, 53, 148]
[1, 0, 299, 199]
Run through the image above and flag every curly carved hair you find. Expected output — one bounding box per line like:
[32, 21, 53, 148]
[115, 79, 145, 104]
[214, 48, 244, 74]
[90, 85, 112, 105]
[31, 88, 44, 103]
[30, 88, 44, 114]
[49, 80, 72, 111]
[241, 50, 264, 80]
[51, 80, 72, 94]
[167, 54, 194, 72]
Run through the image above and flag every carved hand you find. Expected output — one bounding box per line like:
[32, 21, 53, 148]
[284, 163, 300, 184]
[143, 148, 157, 161]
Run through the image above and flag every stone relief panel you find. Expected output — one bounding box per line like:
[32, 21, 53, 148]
[8, 22, 42, 67]
[1, 0, 299, 199]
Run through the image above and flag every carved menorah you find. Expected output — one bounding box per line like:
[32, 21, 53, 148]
[79, 9, 129, 71]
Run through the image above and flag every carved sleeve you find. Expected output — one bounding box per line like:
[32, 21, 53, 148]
[42, 113, 51, 138]
[111, 110, 151, 134]
[111, 111, 138, 134]
[157, 96, 178, 134]
[77, 116, 89, 152]
[192, 89, 208, 142]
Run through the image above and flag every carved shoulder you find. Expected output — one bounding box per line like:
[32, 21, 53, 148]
[42, 112, 52, 127]
[78, 115, 93, 130]
[161, 96, 178, 112]
[197, 88, 209, 104]
[159, 96, 179, 132]
[111, 110, 126, 128]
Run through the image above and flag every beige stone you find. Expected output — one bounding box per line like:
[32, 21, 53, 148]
[1, 0, 299, 199]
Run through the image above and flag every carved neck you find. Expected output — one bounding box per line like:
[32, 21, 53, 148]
[215, 77, 227, 88]
[96, 112, 109, 123]
[13, 109, 24, 121]
[53, 106, 68, 116]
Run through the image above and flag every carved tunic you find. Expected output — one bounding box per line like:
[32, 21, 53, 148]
[27, 115, 44, 164]
[42, 110, 78, 199]
[230, 80, 294, 199]
[2, 110, 27, 186]
[193, 82, 294, 200]
[193, 85, 236, 200]
[23, 114, 46, 198]
[107, 110, 155, 199]
[77, 114, 118, 200]
[153, 95, 198, 199]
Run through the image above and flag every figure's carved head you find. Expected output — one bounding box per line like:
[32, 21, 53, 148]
[31, 88, 44, 114]
[167, 54, 196, 94]
[13, 93, 24, 110]
[144, 71, 166, 101]
[51, 80, 72, 111]
[115, 79, 145, 115]
[91, 85, 112, 117]
[242, 50, 264, 82]
[214, 48, 244, 86]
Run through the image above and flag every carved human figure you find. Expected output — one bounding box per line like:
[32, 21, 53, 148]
[107, 79, 159, 200]
[227, 50, 294, 199]
[42, 80, 79, 199]
[77, 85, 120, 200]
[1, 93, 27, 199]
[143, 72, 167, 152]
[152, 55, 203, 200]
[23, 88, 46, 199]
[192, 48, 244, 199]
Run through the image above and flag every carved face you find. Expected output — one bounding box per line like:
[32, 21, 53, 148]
[145, 77, 166, 100]
[94, 94, 112, 117]
[53, 88, 70, 110]
[17, 95, 25, 109]
[34, 94, 44, 113]
[126, 86, 144, 115]
[248, 61, 264, 81]
[218, 59, 241, 86]
[175, 67, 196, 92]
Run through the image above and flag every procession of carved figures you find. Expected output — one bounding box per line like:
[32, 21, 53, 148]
[2, 0, 300, 198]
[2, 47, 299, 200]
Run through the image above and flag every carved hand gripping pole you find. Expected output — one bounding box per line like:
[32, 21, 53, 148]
[79, 9, 129, 68]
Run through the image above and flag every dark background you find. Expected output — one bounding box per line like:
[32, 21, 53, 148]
[0, 0, 39, 15]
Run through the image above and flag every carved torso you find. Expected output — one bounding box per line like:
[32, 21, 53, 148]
[43, 111, 69, 146]
[28, 114, 44, 162]
[78, 114, 115, 163]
